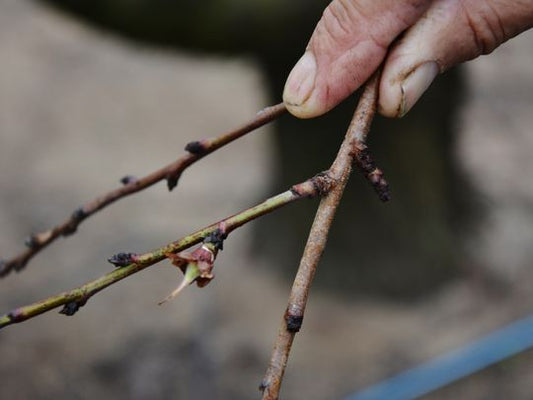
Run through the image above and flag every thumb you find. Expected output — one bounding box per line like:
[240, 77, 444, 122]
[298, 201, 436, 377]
[379, 0, 533, 117]
[283, 0, 432, 119]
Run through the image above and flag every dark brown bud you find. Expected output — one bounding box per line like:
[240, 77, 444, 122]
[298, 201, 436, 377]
[166, 174, 180, 191]
[286, 314, 303, 332]
[353, 144, 391, 203]
[291, 172, 334, 198]
[63, 208, 88, 236]
[184, 140, 206, 155]
[71, 208, 88, 222]
[108, 252, 137, 268]
[204, 229, 228, 251]
[24, 235, 39, 249]
[59, 301, 83, 316]
[120, 175, 137, 185]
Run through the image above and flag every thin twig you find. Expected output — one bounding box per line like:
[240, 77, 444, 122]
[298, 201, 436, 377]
[0, 103, 287, 278]
[0, 172, 334, 330]
[260, 72, 381, 400]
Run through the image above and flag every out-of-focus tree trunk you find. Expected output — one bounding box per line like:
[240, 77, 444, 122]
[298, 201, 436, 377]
[42, 0, 475, 299]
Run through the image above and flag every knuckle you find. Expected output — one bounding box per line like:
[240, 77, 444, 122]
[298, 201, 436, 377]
[463, 2, 506, 55]
[319, 0, 363, 44]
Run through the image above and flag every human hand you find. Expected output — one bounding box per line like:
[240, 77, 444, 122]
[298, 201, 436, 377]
[283, 0, 533, 118]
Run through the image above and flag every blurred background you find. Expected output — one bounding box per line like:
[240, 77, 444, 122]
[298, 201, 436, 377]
[1, 0, 532, 398]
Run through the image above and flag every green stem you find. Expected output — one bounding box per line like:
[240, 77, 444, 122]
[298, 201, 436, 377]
[0, 176, 328, 329]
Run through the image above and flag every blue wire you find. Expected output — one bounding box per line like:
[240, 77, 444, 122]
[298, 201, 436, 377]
[343, 314, 533, 400]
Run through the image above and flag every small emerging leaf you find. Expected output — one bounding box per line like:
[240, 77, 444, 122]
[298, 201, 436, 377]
[158, 242, 219, 305]
[158, 262, 200, 305]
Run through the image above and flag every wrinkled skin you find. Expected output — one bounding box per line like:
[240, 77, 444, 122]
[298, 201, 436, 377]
[284, 0, 533, 118]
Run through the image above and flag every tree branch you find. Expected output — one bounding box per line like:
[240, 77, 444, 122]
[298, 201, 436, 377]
[0, 103, 286, 278]
[260, 72, 382, 400]
[1, 71, 388, 400]
[0, 171, 335, 330]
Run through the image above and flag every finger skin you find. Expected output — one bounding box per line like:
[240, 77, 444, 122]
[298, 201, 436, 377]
[379, 0, 533, 117]
[283, 0, 432, 118]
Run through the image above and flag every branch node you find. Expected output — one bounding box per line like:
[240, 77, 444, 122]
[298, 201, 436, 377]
[289, 184, 307, 198]
[108, 252, 138, 268]
[120, 175, 137, 185]
[184, 140, 207, 155]
[290, 171, 335, 198]
[311, 171, 336, 197]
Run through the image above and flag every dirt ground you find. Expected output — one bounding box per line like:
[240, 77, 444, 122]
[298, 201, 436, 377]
[1, 1, 533, 399]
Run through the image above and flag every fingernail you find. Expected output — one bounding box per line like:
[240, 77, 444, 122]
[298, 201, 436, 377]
[283, 51, 317, 109]
[399, 62, 439, 117]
